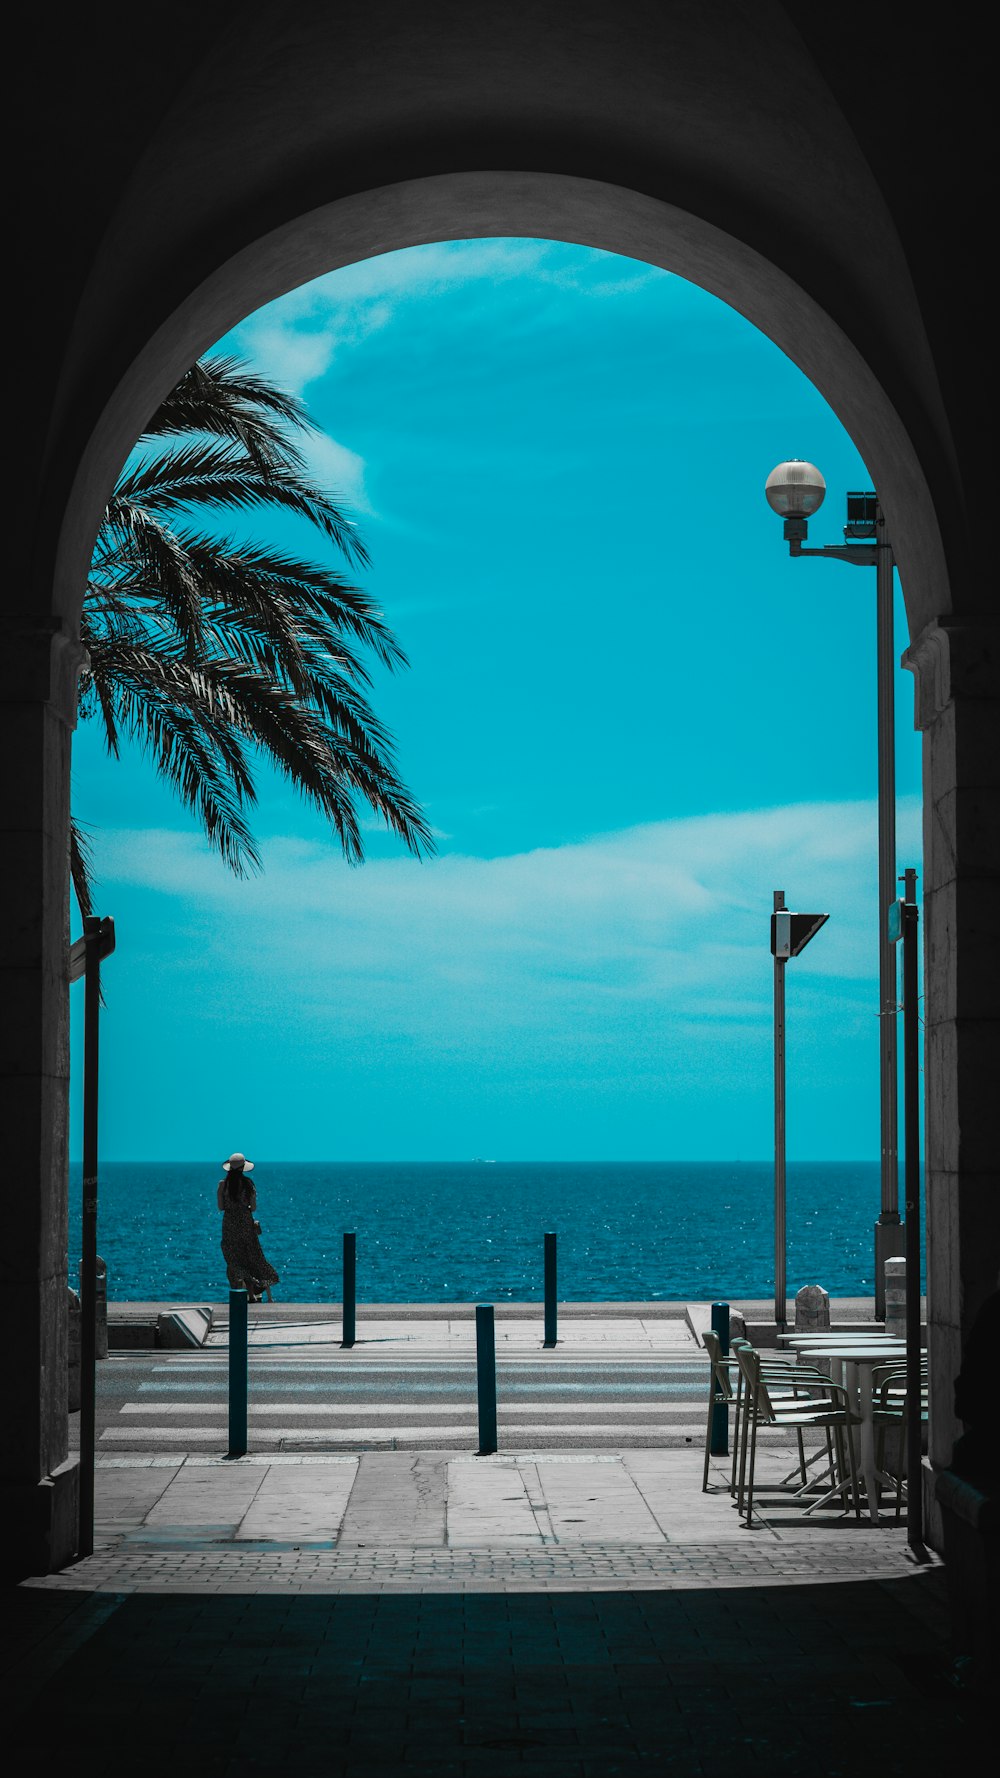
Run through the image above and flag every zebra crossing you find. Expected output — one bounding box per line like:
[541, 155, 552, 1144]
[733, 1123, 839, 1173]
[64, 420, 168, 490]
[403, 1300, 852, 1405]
[97, 1351, 799, 1455]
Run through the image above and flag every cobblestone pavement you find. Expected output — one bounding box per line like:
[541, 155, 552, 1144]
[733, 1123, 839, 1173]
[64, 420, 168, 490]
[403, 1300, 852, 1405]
[4, 1569, 965, 1777]
[25, 1534, 933, 1594]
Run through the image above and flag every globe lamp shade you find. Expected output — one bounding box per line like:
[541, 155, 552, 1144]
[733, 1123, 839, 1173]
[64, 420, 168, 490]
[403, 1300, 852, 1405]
[765, 460, 827, 520]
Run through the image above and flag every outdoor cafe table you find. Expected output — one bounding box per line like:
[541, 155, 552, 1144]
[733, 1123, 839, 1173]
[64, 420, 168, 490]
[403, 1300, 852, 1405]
[783, 1338, 912, 1524]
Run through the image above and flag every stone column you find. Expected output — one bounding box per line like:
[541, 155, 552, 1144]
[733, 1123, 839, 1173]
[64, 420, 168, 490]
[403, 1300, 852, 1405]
[0, 616, 85, 1579]
[903, 616, 1000, 1544]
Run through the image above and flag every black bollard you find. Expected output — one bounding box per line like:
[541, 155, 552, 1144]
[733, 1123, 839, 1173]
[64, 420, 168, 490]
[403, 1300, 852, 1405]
[710, 1301, 730, 1455]
[544, 1232, 558, 1347]
[342, 1232, 356, 1348]
[476, 1304, 498, 1454]
[228, 1287, 248, 1457]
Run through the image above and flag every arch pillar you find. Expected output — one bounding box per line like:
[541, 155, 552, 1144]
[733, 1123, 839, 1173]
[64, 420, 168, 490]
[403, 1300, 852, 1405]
[0, 617, 85, 1577]
[903, 614, 1000, 1534]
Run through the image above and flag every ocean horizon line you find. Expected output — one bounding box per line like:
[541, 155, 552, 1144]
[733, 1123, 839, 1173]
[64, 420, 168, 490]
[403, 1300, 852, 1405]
[72, 1157, 878, 1167]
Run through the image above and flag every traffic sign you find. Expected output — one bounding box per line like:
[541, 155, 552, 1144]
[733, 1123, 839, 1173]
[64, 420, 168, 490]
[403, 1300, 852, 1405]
[68, 917, 116, 984]
[770, 910, 828, 959]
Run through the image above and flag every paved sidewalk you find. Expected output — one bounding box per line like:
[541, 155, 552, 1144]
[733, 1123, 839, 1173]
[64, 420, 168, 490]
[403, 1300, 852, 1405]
[8, 1306, 965, 1774]
[29, 1447, 934, 1594]
[213, 1317, 701, 1354]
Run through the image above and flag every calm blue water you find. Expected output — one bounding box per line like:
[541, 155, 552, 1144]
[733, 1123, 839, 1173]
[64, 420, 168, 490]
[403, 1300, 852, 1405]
[67, 1161, 917, 1302]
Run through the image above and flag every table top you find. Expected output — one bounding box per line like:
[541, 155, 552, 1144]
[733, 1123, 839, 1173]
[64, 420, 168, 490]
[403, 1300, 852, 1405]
[788, 1342, 912, 1363]
[778, 1331, 901, 1342]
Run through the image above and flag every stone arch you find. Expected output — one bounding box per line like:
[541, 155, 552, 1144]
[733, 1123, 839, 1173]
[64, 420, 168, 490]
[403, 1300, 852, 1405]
[9, 3, 995, 1580]
[55, 172, 949, 644]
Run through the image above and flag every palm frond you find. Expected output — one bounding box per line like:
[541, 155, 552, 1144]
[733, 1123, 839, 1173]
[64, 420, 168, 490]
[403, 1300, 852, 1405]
[114, 441, 370, 569]
[95, 505, 206, 649]
[70, 820, 95, 921]
[113, 674, 261, 877]
[90, 643, 258, 802]
[141, 356, 313, 474]
[174, 532, 405, 669]
[78, 351, 432, 885]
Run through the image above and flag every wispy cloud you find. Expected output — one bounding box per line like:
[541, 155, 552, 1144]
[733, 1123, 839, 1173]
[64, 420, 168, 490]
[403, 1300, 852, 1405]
[229, 240, 663, 399]
[100, 797, 921, 1053]
[301, 430, 371, 515]
[222, 238, 670, 531]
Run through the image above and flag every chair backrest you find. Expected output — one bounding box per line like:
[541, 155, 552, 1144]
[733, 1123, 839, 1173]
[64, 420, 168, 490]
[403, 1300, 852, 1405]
[732, 1342, 777, 1422]
[702, 1329, 734, 1400]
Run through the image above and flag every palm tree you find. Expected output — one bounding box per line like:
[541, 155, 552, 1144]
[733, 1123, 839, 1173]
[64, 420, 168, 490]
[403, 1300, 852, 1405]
[74, 355, 434, 916]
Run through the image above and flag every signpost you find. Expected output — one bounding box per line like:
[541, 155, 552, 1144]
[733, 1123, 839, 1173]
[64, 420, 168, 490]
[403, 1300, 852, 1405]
[889, 868, 923, 1548]
[70, 915, 116, 1560]
[771, 893, 828, 1330]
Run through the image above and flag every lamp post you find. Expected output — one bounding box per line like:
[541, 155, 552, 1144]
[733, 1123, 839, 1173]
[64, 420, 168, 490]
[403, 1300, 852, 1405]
[765, 461, 905, 1317]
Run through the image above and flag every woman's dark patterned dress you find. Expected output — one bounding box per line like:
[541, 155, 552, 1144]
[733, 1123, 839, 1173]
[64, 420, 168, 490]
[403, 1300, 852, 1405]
[220, 1186, 279, 1295]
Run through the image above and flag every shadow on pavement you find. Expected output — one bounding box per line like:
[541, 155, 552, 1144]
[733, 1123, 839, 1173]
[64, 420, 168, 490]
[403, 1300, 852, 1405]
[4, 1571, 971, 1776]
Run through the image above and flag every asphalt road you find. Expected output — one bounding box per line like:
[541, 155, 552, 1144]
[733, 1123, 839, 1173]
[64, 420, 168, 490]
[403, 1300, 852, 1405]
[75, 1349, 726, 1454]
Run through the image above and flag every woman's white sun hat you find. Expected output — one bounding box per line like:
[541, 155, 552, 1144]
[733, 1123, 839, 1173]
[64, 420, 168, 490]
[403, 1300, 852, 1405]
[223, 1151, 254, 1172]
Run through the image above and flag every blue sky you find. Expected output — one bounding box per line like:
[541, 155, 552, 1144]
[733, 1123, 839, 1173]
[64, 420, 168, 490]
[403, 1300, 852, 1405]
[70, 239, 922, 1161]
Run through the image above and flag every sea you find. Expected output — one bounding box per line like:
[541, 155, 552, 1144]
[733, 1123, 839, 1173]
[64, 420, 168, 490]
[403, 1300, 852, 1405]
[67, 1160, 921, 1303]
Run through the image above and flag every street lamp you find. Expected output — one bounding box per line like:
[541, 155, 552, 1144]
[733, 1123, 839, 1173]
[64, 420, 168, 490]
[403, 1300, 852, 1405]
[765, 461, 905, 1318]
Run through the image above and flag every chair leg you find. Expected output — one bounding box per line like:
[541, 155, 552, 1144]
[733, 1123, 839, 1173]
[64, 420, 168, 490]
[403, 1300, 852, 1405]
[825, 1422, 839, 1507]
[702, 1374, 715, 1492]
[744, 1402, 759, 1527]
[795, 1427, 807, 1487]
[737, 1388, 752, 1517]
[839, 1422, 857, 1521]
[730, 1373, 744, 1498]
[895, 1407, 907, 1520]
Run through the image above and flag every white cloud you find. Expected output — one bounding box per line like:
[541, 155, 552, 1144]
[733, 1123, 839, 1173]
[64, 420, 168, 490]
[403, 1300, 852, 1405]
[302, 431, 371, 515]
[220, 238, 668, 536]
[100, 797, 921, 1052]
[229, 239, 665, 399]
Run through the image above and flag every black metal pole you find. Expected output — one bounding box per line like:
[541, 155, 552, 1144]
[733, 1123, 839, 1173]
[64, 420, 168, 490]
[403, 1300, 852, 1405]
[543, 1232, 557, 1347]
[902, 874, 923, 1548]
[476, 1304, 498, 1454]
[228, 1287, 248, 1457]
[342, 1231, 356, 1348]
[874, 515, 900, 1321]
[78, 916, 102, 1559]
[773, 891, 787, 1331]
[710, 1302, 730, 1455]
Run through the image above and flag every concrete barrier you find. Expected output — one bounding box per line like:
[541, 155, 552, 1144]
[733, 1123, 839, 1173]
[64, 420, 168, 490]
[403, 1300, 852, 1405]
[794, 1284, 830, 1331]
[156, 1307, 213, 1349]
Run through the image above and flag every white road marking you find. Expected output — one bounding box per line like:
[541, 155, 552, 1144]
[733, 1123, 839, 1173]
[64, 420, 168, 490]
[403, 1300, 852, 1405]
[120, 1402, 705, 1416]
[100, 1422, 788, 1444]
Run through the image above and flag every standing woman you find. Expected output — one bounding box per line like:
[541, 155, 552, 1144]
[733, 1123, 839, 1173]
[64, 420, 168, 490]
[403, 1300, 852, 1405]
[217, 1151, 280, 1303]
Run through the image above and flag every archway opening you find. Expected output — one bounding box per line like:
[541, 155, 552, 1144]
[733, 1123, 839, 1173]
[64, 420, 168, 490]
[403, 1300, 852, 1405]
[68, 228, 925, 1313]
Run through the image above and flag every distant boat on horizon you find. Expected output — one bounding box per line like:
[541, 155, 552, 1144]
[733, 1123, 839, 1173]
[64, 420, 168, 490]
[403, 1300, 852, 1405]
[471, 1157, 496, 1164]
